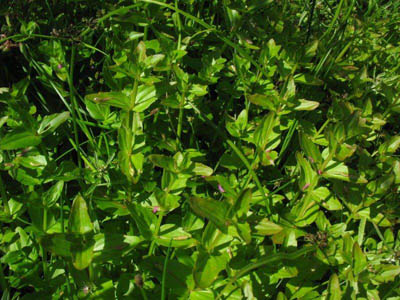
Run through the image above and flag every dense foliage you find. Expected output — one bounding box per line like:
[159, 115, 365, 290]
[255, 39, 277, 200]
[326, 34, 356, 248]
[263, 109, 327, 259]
[1, 0, 400, 299]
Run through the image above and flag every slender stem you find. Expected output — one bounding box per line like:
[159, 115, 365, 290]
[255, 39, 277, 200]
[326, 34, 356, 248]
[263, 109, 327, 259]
[0, 263, 8, 293]
[147, 212, 164, 256]
[0, 174, 10, 215]
[176, 93, 185, 146]
[124, 79, 140, 202]
[173, 7, 184, 147]
[130, 79, 139, 110]
[161, 240, 172, 300]
[371, 221, 388, 249]
[320, 143, 337, 172]
[314, 119, 330, 139]
[40, 245, 48, 279]
[61, 186, 65, 233]
[41, 197, 49, 278]
[89, 263, 95, 282]
[175, 0, 182, 50]
[68, 45, 82, 171]
[306, 0, 317, 43]
[43, 207, 48, 233]
[357, 217, 366, 246]
[139, 286, 149, 300]
[60, 185, 74, 297]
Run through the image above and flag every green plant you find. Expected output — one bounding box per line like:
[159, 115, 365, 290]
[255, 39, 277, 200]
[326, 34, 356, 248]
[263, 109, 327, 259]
[1, 0, 400, 299]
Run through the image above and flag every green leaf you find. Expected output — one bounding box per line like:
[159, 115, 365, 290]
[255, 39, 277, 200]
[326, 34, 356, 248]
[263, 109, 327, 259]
[17, 155, 47, 169]
[93, 234, 143, 263]
[299, 131, 322, 164]
[126, 202, 156, 239]
[189, 197, 230, 233]
[71, 238, 95, 270]
[373, 265, 400, 283]
[336, 143, 356, 161]
[352, 242, 367, 275]
[85, 91, 130, 109]
[144, 54, 165, 68]
[149, 154, 176, 172]
[154, 188, 180, 212]
[0, 130, 41, 150]
[155, 224, 197, 248]
[85, 98, 111, 120]
[128, 31, 145, 40]
[201, 223, 233, 252]
[323, 160, 367, 183]
[118, 150, 135, 182]
[39, 233, 74, 257]
[293, 99, 320, 111]
[253, 112, 280, 151]
[276, 292, 288, 300]
[254, 219, 283, 235]
[234, 221, 251, 244]
[328, 273, 341, 300]
[379, 135, 400, 154]
[292, 194, 319, 227]
[43, 180, 64, 208]
[190, 290, 215, 300]
[248, 94, 277, 111]
[310, 187, 342, 211]
[294, 73, 323, 86]
[296, 152, 318, 191]
[133, 85, 157, 112]
[37, 112, 70, 135]
[231, 188, 251, 219]
[193, 251, 229, 288]
[191, 163, 213, 176]
[68, 195, 94, 235]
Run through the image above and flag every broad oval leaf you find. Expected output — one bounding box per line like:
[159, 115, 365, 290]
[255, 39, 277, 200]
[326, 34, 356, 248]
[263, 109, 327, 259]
[293, 99, 320, 111]
[37, 112, 70, 135]
[254, 219, 283, 236]
[68, 195, 94, 235]
[133, 85, 157, 112]
[248, 93, 277, 111]
[71, 237, 95, 270]
[155, 224, 197, 248]
[231, 188, 251, 219]
[323, 160, 367, 183]
[353, 242, 367, 275]
[85, 91, 130, 110]
[253, 112, 280, 151]
[193, 251, 229, 288]
[0, 130, 41, 150]
[328, 273, 341, 300]
[43, 180, 64, 208]
[189, 197, 230, 233]
[299, 131, 322, 164]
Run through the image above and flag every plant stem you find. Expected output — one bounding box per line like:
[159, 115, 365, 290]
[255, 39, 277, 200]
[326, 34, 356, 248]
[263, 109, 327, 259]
[147, 211, 164, 256]
[68, 45, 83, 171]
[161, 240, 172, 300]
[0, 174, 10, 216]
[139, 286, 149, 300]
[89, 263, 94, 282]
[177, 93, 185, 146]
[175, 0, 182, 50]
[40, 245, 48, 279]
[43, 207, 48, 233]
[0, 263, 8, 293]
